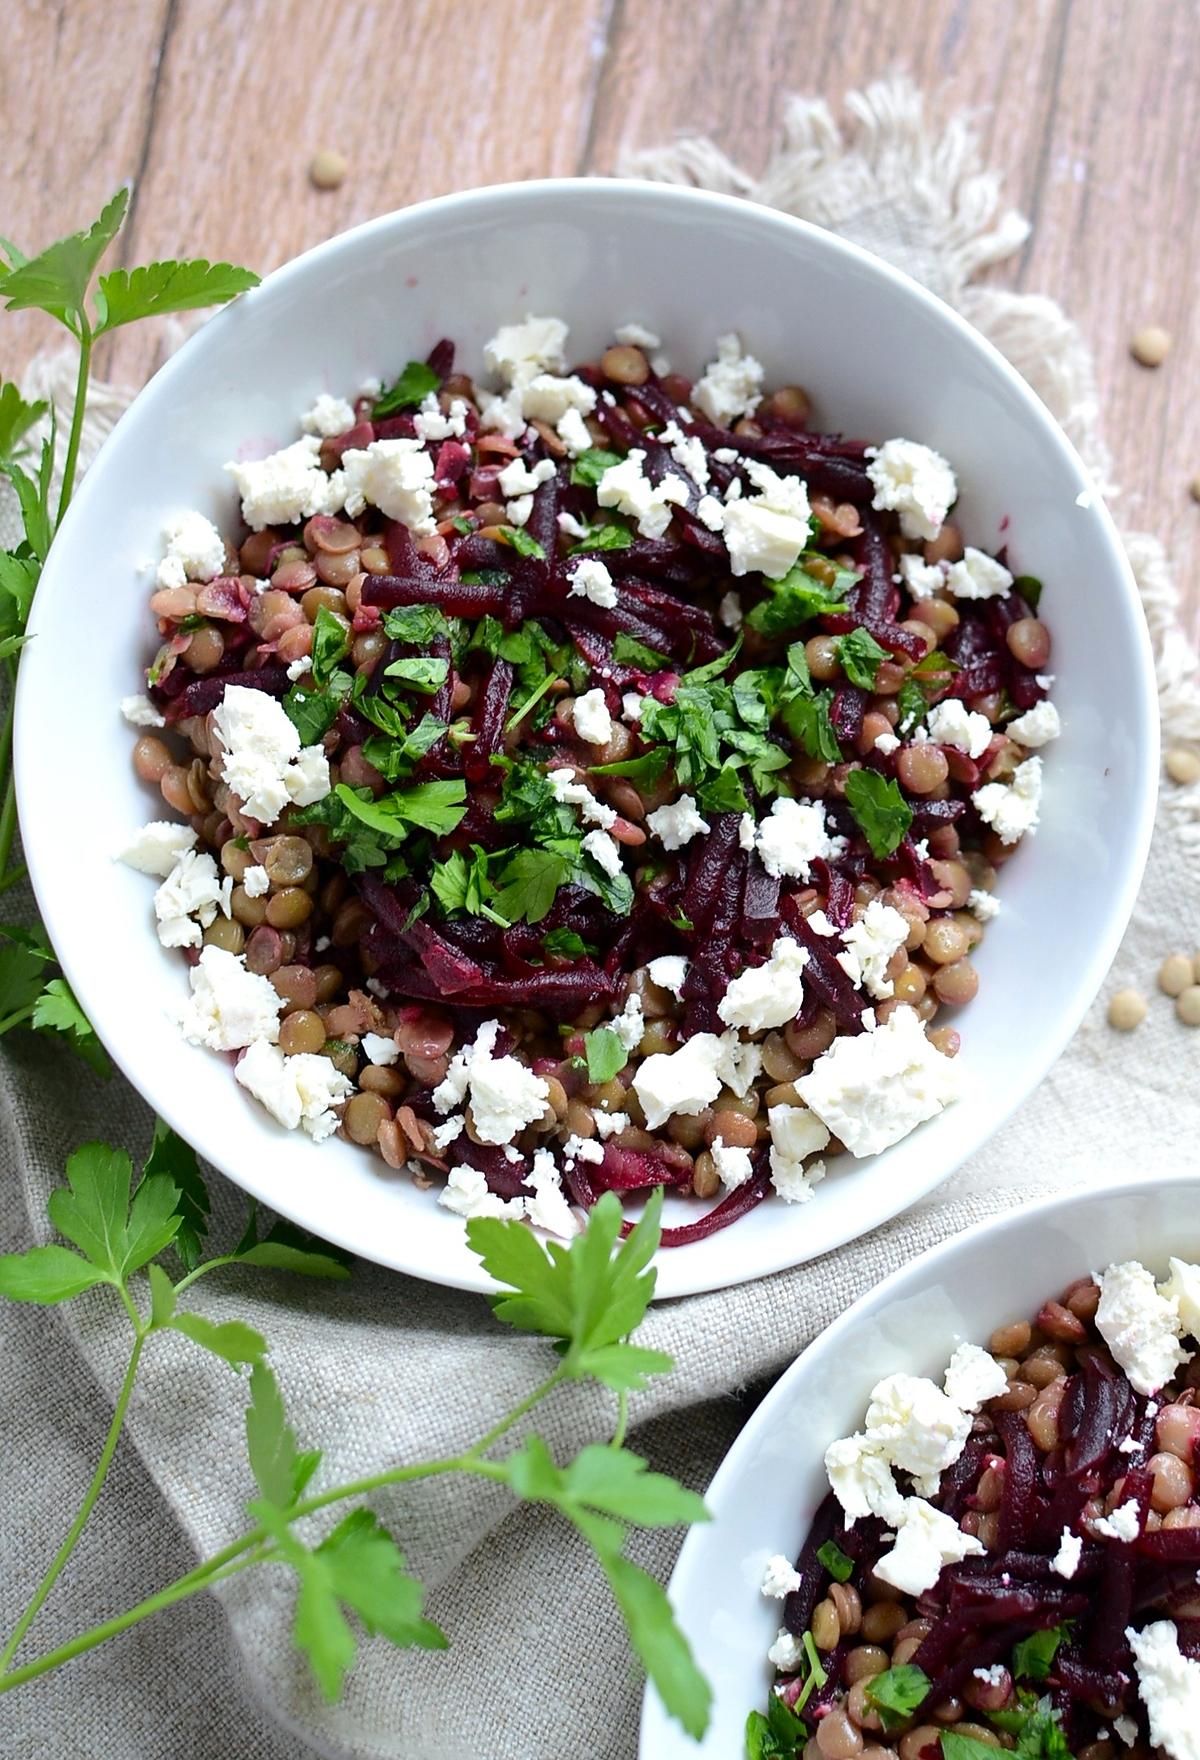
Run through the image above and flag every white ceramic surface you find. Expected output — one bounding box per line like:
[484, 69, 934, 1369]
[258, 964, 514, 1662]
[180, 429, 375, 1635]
[639, 1176, 1200, 1755]
[16, 180, 1157, 1299]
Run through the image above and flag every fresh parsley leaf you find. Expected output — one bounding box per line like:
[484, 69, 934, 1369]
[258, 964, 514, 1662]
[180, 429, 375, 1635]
[431, 845, 502, 919]
[836, 627, 891, 689]
[450, 515, 474, 535]
[333, 779, 467, 839]
[373, 360, 440, 418]
[746, 559, 852, 638]
[746, 1692, 808, 1759]
[543, 927, 594, 958]
[779, 688, 841, 765]
[0, 1243, 107, 1305]
[93, 259, 259, 332]
[235, 1240, 350, 1280]
[579, 850, 635, 918]
[491, 848, 571, 925]
[245, 1360, 321, 1511]
[47, 1141, 180, 1283]
[501, 526, 546, 560]
[816, 1539, 854, 1582]
[384, 655, 449, 695]
[844, 768, 912, 859]
[281, 671, 352, 744]
[570, 448, 622, 487]
[1014, 574, 1043, 609]
[588, 748, 671, 787]
[167, 1311, 267, 1367]
[0, 921, 54, 1023]
[0, 382, 47, 463]
[697, 768, 749, 813]
[895, 678, 927, 737]
[583, 1027, 627, 1084]
[504, 668, 559, 732]
[1012, 1625, 1068, 1682]
[0, 187, 129, 328]
[942, 1736, 1019, 1760]
[0, 550, 40, 639]
[310, 606, 351, 686]
[460, 567, 510, 587]
[600, 1547, 712, 1741]
[569, 520, 633, 555]
[143, 1119, 210, 1273]
[611, 633, 671, 671]
[866, 1663, 931, 1731]
[3, 436, 54, 561]
[382, 604, 449, 646]
[32, 977, 110, 1075]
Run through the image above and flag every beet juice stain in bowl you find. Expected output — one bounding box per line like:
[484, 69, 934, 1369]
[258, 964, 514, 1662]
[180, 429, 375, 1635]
[114, 314, 1059, 1248]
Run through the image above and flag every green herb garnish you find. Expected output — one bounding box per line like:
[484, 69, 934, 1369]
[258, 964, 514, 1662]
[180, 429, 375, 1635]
[310, 605, 351, 686]
[844, 768, 913, 858]
[372, 358, 439, 417]
[583, 1027, 628, 1085]
[815, 1539, 854, 1582]
[836, 626, 891, 689]
[500, 526, 546, 560]
[866, 1663, 931, 1731]
[570, 447, 622, 487]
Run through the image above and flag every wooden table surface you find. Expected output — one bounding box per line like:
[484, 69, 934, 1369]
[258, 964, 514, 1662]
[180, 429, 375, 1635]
[7, 0, 1198, 629]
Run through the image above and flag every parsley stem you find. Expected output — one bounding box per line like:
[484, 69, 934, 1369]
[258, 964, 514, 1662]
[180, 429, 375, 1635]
[0, 1333, 144, 1673]
[611, 1390, 630, 1451]
[55, 319, 92, 529]
[0, 862, 27, 895]
[461, 1365, 568, 1460]
[504, 671, 560, 733]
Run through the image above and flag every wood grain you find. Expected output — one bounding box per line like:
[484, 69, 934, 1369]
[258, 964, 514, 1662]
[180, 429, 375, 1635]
[5, 0, 1198, 631]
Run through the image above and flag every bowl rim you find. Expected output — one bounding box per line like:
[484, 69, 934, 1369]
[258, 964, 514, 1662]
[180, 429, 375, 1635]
[638, 1168, 1200, 1752]
[15, 176, 1160, 1297]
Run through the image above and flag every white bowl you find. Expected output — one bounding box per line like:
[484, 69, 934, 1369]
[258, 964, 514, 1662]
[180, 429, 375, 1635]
[16, 179, 1157, 1299]
[639, 1175, 1200, 1755]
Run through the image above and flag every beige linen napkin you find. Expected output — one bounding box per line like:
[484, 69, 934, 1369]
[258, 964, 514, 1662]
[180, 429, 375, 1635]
[2, 77, 1198, 1760]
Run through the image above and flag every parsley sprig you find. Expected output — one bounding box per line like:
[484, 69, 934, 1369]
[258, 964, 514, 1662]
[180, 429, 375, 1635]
[0, 1128, 711, 1737]
[0, 188, 258, 1068]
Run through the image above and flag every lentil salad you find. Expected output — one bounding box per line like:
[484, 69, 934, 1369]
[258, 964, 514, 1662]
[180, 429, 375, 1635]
[119, 320, 1061, 1245]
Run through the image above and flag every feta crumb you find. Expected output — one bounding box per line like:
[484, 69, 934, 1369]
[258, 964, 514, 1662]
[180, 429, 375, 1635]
[212, 685, 330, 825]
[721, 458, 812, 581]
[177, 946, 282, 1050]
[968, 889, 1001, 922]
[497, 456, 556, 498]
[301, 392, 356, 438]
[157, 510, 226, 588]
[1126, 1622, 1200, 1760]
[285, 656, 312, 682]
[596, 449, 689, 540]
[973, 1664, 1008, 1687]
[522, 1149, 576, 1238]
[943, 1342, 1008, 1412]
[692, 332, 764, 427]
[926, 699, 993, 760]
[874, 731, 900, 756]
[546, 766, 617, 830]
[118, 820, 197, 878]
[621, 692, 644, 724]
[972, 756, 1043, 845]
[646, 955, 688, 998]
[242, 863, 271, 899]
[768, 1104, 831, 1203]
[898, 553, 946, 600]
[1052, 1527, 1083, 1579]
[562, 1133, 604, 1168]
[1160, 1258, 1200, 1341]
[614, 321, 660, 349]
[866, 1372, 973, 1495]
[1093, 1498, 1143, 1544]
[796, 1005, 960, 1158]
[153, 849, 230, 948]
[711, 1138, 755, 1191]
[760, 1555, 802, 1599]
[431, 1019, 549, 1145]
[361, 1031, 399, 1067]
[593, 1109, 628, 1140]
[824, 1433, 905, 1527]
[632, 1032, 729, 1129]
[874, 1496, 985, 1596]
[226, 435, 342, 531]
[1008, 699, 1062, 749]
[413, 393, 469, 442]
[646, 794, 710, 851]
[484, 316, 569, 383]
[573, 688, 613, 746]
[718, 590, 743, 630]
[120, 693, 165, 728]
[582, 828, 623, 879]
[767, 1628, 805, 1672]
[738, 812, 756, 851]
[1118, 1434, 1142, 1455]
[946, 547, 1013, 601]
[755, 796, 845, 881]
[658, 419, 710, 490]
[430, 1115, 464, 1152]
[610, 991, 644, 1053]
[569, 557, 618, 608]
[1113, 1715, 1139, 1747]
[695, 494, 726, 533]
[338, 438, 436, 533]
[235, 1039, 352, 1141]
[1096, 1260, 1189, 1395]
[555, 405, 593, 456]
[438, 1165, 525, 1221]
[519, 373, 597, 428]
[718, 936, 809, 1032]
[836, 899, 909, 1001]
[806, 910, 837, 937]
[866, 439, 957, 542]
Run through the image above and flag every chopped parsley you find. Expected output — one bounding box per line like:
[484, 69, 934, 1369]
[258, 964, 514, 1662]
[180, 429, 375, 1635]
[746, 557, 854, 638]
[500, 526, 546, 560]
[383, 654, 449, 695]
[382, 604, 450, 646]
[310, 605, 351, 686]
[866, 1664, 930, 1732]
[544, 927, 595, 959]
[835, 626, 891, 690]
[334, 779, 468, 837]
[744, 1690, 808, 1760]
[815, 1540, 854, 1582]
[1014, 573, 1043, 609]
[568, 519, 633, 555]
[281, 669, 351, 744]
[373, 358, 440, 417]
[570, 447, 622, 487]
[582, 1027, 627, 1084]
[1012, 1625, 1069, 1683]
[611, 633, 671, 671]
[844, 768, 913, 858]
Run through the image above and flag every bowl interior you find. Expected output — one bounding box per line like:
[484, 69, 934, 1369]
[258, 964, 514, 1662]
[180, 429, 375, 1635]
[639, 1176, 1200, 1755]
[15, 180, 1157, 1299]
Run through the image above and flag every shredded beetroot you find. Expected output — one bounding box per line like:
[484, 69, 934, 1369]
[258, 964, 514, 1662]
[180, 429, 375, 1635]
[646, 1166, 771, 1247]
[158, 664, 289, 721]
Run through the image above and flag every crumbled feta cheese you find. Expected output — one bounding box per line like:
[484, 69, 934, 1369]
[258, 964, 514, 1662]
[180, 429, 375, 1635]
[431, 1019, 550, 1145]
[926, 699, 993, 760]
[226, 435, 342, 530]
[240, 863, 270, 899]
[285, 656, 312, 682]
[898, 553, 946, 600]
[520, 373, 597, 425]
[610, 991, 644, 1053]
[718, 590, 743, 630]
[1126, 1620, 1200, 1760]
[301, 392, 356, 438]
[658, 419, 710, 490]
[556, 406, 592, 456]
[1008, 699, 1062, 749]
[1160, 1259, 1200, 1341]
[523, 1149, 576, 1238]
[755, 797, 845, 881]
[946, 547, 1013, 601]
[973, 1664, 1008, 1687]
[621, 691, 644, 724]
[718, 936, 809, 1032]
[632, 1032, 728, 1130]
[361, 1031, 399, 1067]
[557, 510, 589, 539]
[563, 1133, 604, 1167]
[438, 1165, 526, 1221]
[874, 731, 900, 756]
[1096, 1261, 1189, 1395]
[692, 332, 764, 427]
[413, 393, 469, 442]
[546, 766, 617, 830]
[497, 456, 556, 498]
[767, 1628, 805, 1672]
[1094, 1498, 1142, 1544]
[1113, 1715, 1139, 1748]
[721, 459, 812, 581]
[154, 849, 230, 948]
[569, 557, 618, 608]
[176, 946, 282, 1050]
[484, 316, 569, 383]
[647, 955, 688, 997]
[1052, 1527, 1083, 1579]
[235, 1039, 352, 1141]
[806, 910, 837, 937]
[836, 900, 909, 1001]
[211, 685, 330, 825]
[430, 1115, 464, 1152]
[717, 1030, 763, 1098]
[823, 1433, 906, 1527]
[866, 439, 957, 542]
[761, 1555, 802, 1599]
[338, 438, 436, 533]
[614, 321, 661, 349]
[596, 449, 689, 540]
[711, 1139, 754, 1191]
[768, 1104, 831, 1203]
[943, 1343, 1008, 1412]
[968, 888, 1001, 922]
[738, 813, 756, 851]
[972, 756, 1043, 845]
[156, 510, 226, 588]
[874, 1497, 985, 1596]
[118, 820, 198, 878]
[573, 688, 613, 746]
[696, 494, 726, 533]
[121, 693, 165, 729]
[866, 1372, 972, 1496]
[593, 1109, 629, 1140]
[796, 1005, 960, 1158]
[582, 828, 623, 878]
[646, 794, 710, 851]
